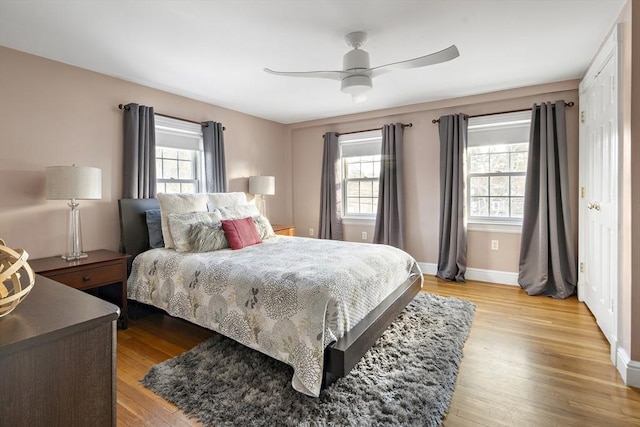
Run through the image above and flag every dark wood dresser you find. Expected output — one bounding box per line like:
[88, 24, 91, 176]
[0, 274, 120, 427]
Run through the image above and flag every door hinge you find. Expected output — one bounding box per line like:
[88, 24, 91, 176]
[580, 187, 585, 198]
[580, 262, 585, 273]
[580, 110, 586, 123]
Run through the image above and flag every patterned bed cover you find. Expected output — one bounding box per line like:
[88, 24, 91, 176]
[127, 236, 422, 396]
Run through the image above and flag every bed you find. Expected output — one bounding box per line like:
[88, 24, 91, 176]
[119, 195, 422, 397]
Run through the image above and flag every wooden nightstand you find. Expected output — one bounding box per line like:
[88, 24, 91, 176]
[272, 224, 296, 236]
[29, 249, 130, 329]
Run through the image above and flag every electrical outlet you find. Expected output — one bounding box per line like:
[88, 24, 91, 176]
[309, 228, 314, 237]
[491, 240, 499, 250]
[362, 231, 368, 240]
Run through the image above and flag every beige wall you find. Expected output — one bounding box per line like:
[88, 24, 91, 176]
[0, 47, 290, 259]
[1, 13, 636, 366]
[288, 82, 579, 274]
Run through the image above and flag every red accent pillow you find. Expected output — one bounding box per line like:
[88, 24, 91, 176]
[221, 217, 262, 250]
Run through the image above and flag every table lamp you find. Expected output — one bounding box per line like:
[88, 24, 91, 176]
[46, 165, 102, 261]
[249, 175, 275, 217]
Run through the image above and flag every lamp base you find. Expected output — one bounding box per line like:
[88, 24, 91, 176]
[64, 200, 87, 262]
[255, 195, 267, 218]
[61, 252, 88, 261]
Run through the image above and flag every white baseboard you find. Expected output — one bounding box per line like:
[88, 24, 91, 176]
[616, 347, 640, 388]
[418, 262, 519, 286]
[418, 262, 437, 275]
[466, 267, 519, 286]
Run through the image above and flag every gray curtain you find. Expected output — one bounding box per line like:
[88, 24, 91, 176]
[202, 121, 227, 192]
[373, 123, 404, 248]
[437, 114, 468, 282]
[122, 103, 156, 199]
[318, 132, 343, 240]
[519, 101, 576, 298]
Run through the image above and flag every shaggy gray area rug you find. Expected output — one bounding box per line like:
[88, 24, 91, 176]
[141, 292, 476, 426]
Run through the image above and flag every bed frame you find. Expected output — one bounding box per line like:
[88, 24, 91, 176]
[118, 198, 422, 389]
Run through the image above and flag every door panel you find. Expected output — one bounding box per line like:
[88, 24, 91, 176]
[579, 44, 618, 347]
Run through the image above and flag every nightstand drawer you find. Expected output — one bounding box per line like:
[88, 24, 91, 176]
[45, 263, 123, 291]
[272, 224, 296, 236]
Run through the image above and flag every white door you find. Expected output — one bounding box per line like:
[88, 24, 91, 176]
[578, 28, 619, 354]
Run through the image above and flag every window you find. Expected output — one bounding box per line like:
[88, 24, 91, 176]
[340, 130, 382, 219]
[155, 116, 204, 194]
[467, 111, 531, 225]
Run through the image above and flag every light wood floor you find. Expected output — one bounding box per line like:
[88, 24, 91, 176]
[116, 277, 640, 426]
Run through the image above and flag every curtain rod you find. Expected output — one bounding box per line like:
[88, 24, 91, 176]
[118, 104, 225, 130]
[430, 101, 575, 124]
[322, 123, 413, 138]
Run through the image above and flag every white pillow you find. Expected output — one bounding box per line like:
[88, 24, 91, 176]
[217, 204, 260, 220]
[157, 193, 208, 249]
[207, 192, 248, 211]
[253, 215, 276, 240]
[167, 211, 223, 252]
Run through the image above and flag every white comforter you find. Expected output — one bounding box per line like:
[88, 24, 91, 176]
[127, 236, 422, 396]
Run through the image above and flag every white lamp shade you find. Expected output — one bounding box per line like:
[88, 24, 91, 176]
[249, 175, 275, 196]
[46, 165, 102, 200]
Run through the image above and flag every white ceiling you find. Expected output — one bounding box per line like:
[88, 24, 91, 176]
[0, 0, 625, 124]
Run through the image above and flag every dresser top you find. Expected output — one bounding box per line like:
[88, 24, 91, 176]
[0, 275, 120, 356]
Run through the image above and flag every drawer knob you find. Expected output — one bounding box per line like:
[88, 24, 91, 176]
[83, 275, 91, 282]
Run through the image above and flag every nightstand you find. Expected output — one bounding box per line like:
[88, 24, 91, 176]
[272, 224, 296, 236]
[29, 249, 130, 329]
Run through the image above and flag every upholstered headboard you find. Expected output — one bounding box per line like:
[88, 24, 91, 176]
[118, 198, 159, 271]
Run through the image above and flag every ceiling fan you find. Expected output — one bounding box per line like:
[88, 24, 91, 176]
[264, 31, 459, 103]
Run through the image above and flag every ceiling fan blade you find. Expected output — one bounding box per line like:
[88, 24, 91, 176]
[369, 45, 459, 78]
[264, 68, 348, 81]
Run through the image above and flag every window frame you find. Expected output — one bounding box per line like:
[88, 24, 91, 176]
[155, 147, 201, 194]
[466, 111, 531, 228]
[154, 115, 204, 194]
[339, 130, 383, 222]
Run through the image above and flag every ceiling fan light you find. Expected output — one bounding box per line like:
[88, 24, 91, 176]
[351, 94, 367, 103]
[341, 75, 372, 95]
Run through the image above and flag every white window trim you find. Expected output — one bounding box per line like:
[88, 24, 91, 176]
[467, 221, 522, 234]
[155, 115, 204, 193]
[466, 111, 531, 229]
[341, 217, 376, 226]
[339, 130, 382, 221]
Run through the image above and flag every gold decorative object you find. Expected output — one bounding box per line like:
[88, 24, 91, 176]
[0, 238, 35, 317]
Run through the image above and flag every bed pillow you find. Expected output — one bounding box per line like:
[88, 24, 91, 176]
[218, 204, 260, 220]
[157, 193, 208, 249]
[188, 221, 229, 252]
[206, 192, 248, 211]
[221, 217, 262, 250]
[167, 211, 223, 252]
[145, 209, 164, 249]
[253, 215, 276, 240]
